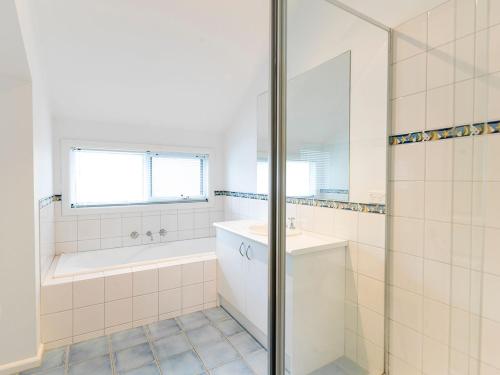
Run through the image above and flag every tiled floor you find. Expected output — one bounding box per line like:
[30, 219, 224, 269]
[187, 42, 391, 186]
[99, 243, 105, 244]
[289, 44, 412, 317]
[19, 307, 369, 375]
[310, 357, 367, 375]
[19, 307, 266, 375]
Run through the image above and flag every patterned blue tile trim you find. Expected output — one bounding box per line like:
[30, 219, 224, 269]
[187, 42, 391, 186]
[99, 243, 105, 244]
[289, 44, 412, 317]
[39, 195, 62, 209]
[389, 120, 500, 145]
[214, 191, 386, 214]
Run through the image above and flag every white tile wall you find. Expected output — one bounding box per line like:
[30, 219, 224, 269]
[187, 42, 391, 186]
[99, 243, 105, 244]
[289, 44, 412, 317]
[390, 1, 500, 373]
[40, 257, 217, 348]
[39, 201, 56, 281]
[53, 197, 224, 255]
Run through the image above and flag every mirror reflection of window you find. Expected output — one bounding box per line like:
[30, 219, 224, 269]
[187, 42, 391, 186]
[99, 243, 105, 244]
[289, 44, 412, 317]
[256, 160, 316, 197]
[257, 51, 351, 202]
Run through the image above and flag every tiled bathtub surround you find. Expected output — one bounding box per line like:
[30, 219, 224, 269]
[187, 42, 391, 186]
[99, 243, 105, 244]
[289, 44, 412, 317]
[40, 257, 217, 350]
[54, 199, 224, 254]
[39, 198, 56, 281]
[390, 1, 500, 374]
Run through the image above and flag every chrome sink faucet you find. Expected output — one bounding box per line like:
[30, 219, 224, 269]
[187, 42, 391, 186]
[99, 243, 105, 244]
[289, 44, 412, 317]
[287, 217, 296, 230]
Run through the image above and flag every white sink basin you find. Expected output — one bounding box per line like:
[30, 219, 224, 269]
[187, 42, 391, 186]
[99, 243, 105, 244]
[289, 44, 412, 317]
[248, 224, 302, 237]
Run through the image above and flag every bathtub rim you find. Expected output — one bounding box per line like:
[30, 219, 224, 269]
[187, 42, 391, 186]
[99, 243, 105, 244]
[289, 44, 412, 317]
[45, 246, 216, 285]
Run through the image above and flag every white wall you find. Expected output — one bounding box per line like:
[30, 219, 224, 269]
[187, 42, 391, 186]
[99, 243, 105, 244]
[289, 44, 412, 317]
[15, 0, 54, 201]
[52, 117, 226, 195]
[0, 1, 42, 372]
[33, 86, 53, 199]
[0, 82, 39, 369]
[224, 98, 259, 192]
[224, 0, 388, 204]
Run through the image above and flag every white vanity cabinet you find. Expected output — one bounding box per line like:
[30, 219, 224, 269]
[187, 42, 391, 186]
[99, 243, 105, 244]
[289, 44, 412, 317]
[215, 228, 268, 336]
[215, 220, 349, 375]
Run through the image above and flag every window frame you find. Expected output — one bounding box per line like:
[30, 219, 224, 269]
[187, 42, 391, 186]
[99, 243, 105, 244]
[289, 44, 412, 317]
[61, 140, 214, 216]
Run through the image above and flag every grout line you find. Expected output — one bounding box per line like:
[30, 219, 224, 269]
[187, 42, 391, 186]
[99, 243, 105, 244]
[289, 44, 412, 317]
[64, 345, 70, 375]
[107, 335, 117, 375]
[419, 8, 429, 374]
[175, 316, 211, 374]
[143, 325, 164, 375]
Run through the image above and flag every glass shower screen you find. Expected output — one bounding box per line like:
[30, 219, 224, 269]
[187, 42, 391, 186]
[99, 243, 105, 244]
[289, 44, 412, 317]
[281, 1, 389, 374]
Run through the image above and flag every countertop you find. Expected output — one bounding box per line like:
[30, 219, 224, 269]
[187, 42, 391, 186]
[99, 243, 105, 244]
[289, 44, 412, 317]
[213, 220, 347, 256]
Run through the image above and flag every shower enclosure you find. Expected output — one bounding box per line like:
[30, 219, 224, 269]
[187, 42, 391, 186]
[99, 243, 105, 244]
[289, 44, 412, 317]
[268, 0, 390, 374]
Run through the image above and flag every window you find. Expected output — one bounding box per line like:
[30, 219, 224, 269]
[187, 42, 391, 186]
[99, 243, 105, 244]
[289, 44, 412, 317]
[256, 159, 316, 197]
[70, 147, 208, 208]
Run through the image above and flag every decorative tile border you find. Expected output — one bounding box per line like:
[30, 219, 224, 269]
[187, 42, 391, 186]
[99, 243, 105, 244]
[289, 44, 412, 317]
[214, 190, 386, 214]
[46, 191, 385, 214]
[39, 195, 62, 209]
[319, 188, 349, 195]
[389, 120, 500, 145]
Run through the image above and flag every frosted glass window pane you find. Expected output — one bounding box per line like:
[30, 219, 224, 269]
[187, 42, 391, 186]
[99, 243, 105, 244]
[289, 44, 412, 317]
[74, 151, 144, 205]
[152, 157, 202, 198]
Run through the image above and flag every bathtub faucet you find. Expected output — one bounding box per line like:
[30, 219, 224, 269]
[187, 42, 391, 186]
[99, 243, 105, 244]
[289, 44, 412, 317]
[145, 229, 167, 241]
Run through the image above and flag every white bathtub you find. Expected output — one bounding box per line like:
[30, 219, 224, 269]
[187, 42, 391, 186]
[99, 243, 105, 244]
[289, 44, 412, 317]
[54, 237, 216, 278]
[42, 237, 218, 348]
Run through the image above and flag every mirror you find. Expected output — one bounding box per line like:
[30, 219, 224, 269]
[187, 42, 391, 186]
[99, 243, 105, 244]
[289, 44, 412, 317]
[257, 51, 351, 201]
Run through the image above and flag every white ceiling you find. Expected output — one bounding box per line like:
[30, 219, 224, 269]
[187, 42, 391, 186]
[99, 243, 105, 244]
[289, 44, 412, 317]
[22, 0, 269, 132]
[18, 0, 444, 133]
[0, 1, 31, 89]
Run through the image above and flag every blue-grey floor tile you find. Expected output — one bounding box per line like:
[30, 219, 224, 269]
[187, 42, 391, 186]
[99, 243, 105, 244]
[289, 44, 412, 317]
[309, 363, 348, 375]
[111, 327, 148, 352]
[228, 332, 262, 356]
[68, 354, 112, 375]
[114, 342, 155, 373]
[334, 356, 368, 375]
[196, 339, 239, 369]
[203, 307, 230, 323]
[21, 348, 66, 374]
[159, 350, 205, 375]
[148, 319, 181, 340]
[154, 333, 192, 360]
[211, 359, 253, 375]
[245, 349, 267, 375]
[120, 362, 160, 375]
[186, 325, 223, 346]
[177, 312, 209, 331]
[69, 336, 109, 364]
[26, 366, 65, 375]
[215, 319, 244, 337]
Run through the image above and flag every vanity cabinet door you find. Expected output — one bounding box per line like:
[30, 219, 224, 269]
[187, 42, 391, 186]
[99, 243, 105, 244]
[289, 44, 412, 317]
[216, 229, 246, 312]
[244, 240, 269, 335]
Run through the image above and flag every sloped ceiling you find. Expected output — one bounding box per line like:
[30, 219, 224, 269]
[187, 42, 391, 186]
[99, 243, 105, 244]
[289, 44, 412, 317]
[19, 0, 445, 133]
[21, 0, 269, 132]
